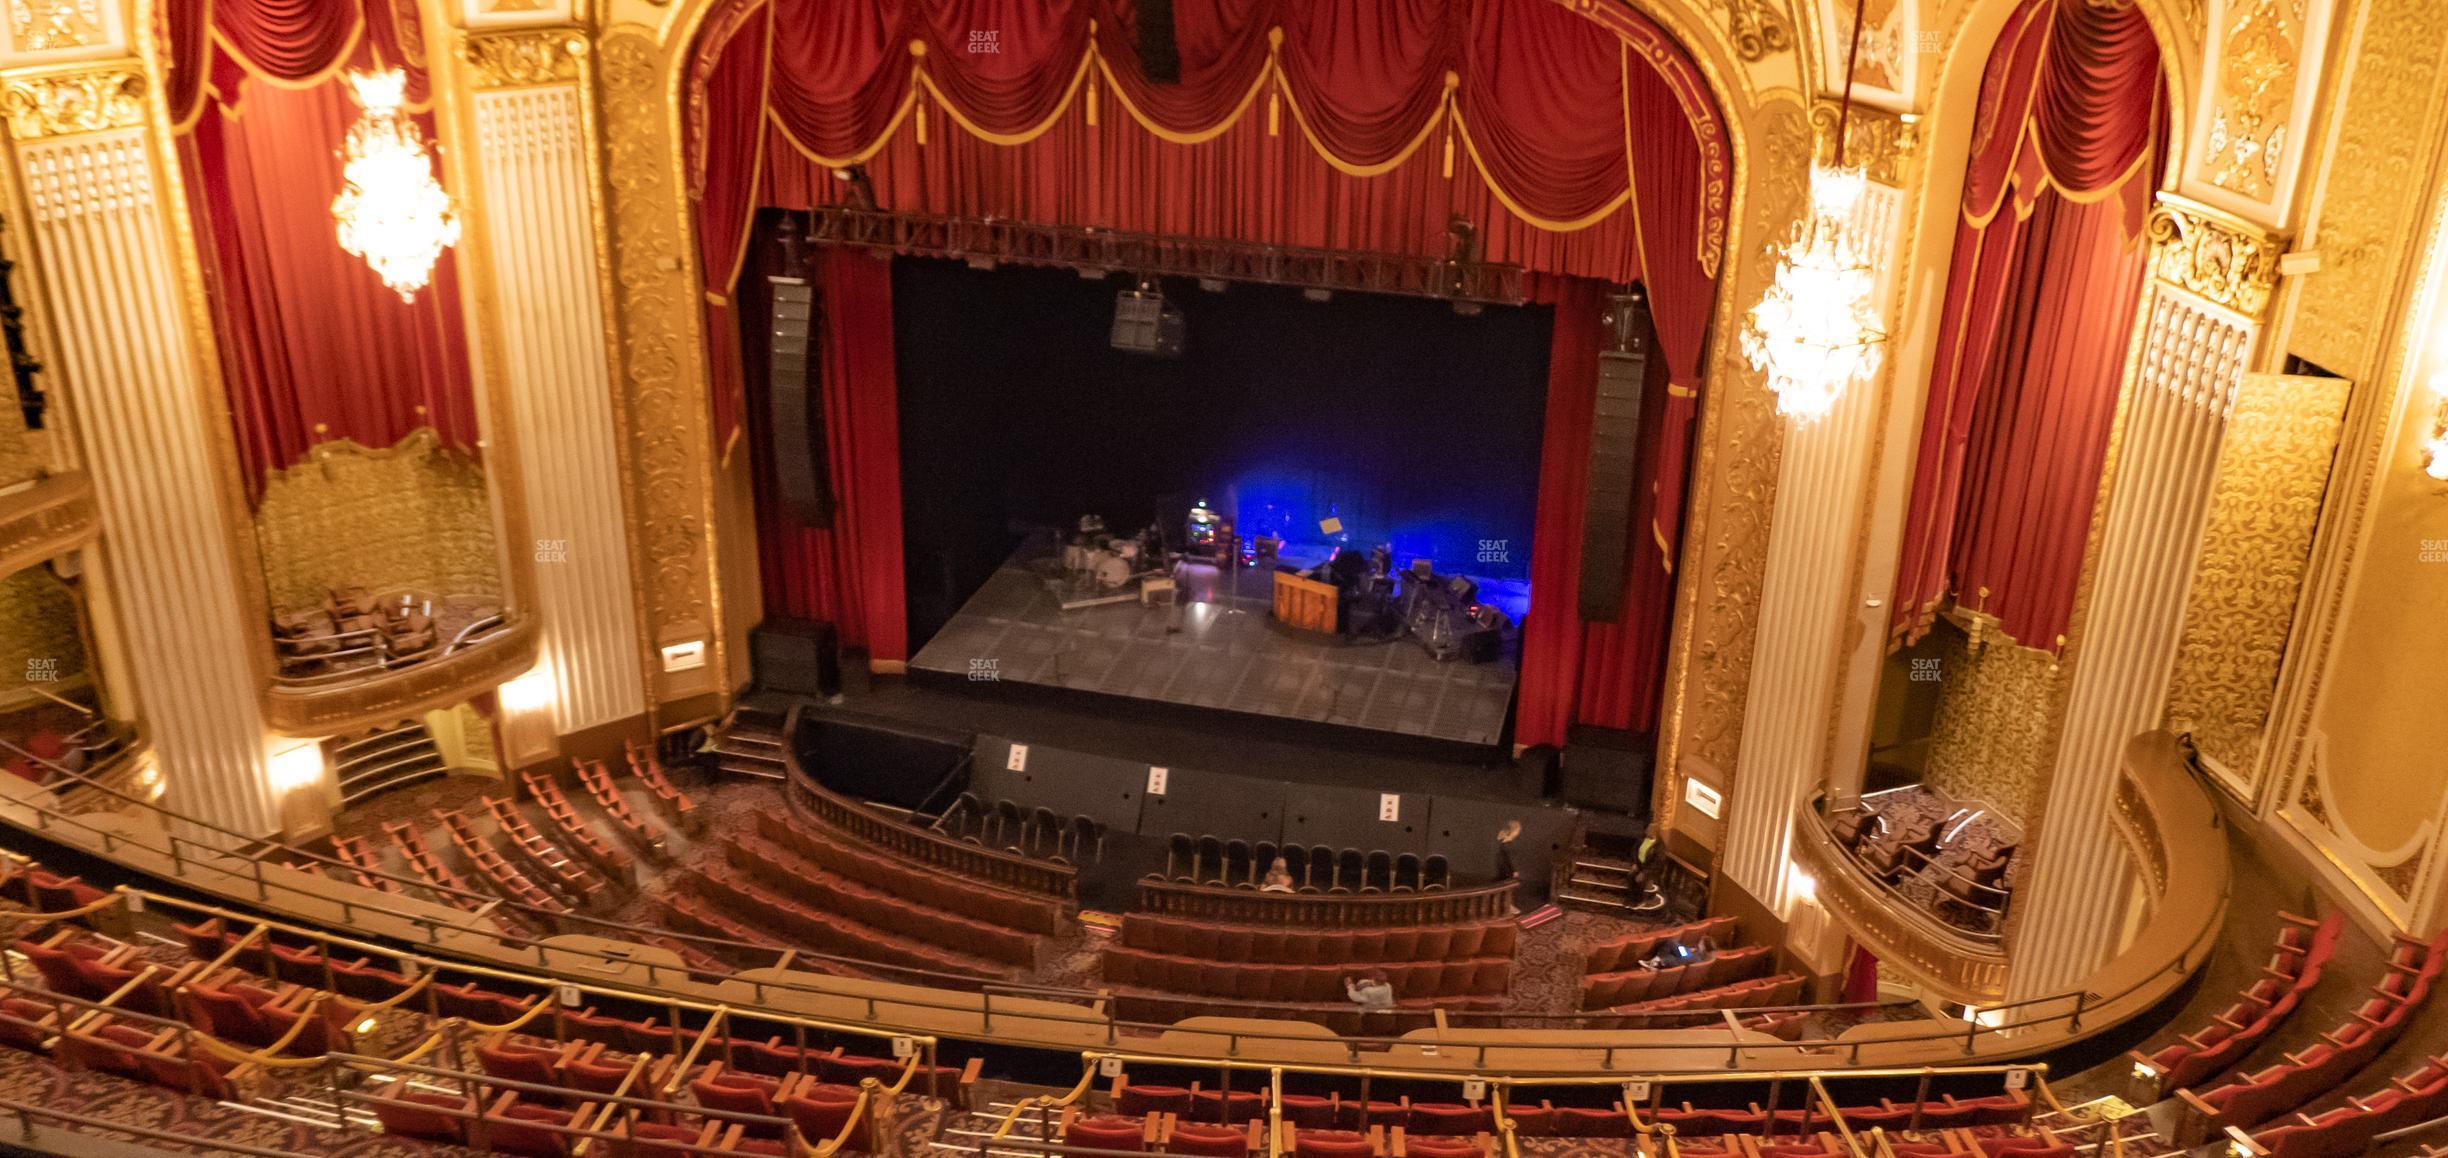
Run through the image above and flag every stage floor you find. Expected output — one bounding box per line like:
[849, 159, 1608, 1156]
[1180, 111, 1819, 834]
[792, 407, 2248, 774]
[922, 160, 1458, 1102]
[909, 549, 1519, 747]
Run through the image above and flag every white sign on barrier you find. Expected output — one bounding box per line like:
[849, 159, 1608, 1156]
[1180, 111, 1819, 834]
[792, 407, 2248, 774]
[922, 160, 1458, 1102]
[1147, 767, 1169, 796]
[892, 1036, 916, 1059]
[1008, 744, 1030, 772]
[1379, 794, 1401, 822]
[1099, 1056, 1124, 1078]
[1462, 1079, 1487, 1102]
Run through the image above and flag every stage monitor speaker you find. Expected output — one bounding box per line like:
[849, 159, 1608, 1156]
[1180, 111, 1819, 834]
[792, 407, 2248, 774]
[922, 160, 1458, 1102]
[1578, 291, 1654, 623]
[1561, 725, 1653, 817]
[768, 277, 835, 525]
[750, 616, 839, 698]
[1112, 290, 1186, 357]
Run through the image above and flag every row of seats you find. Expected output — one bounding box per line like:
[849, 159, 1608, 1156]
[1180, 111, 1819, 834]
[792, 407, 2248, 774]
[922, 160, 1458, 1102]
[2252, 1052, 2448, 1158]
[754, 810, 1064, 937]
[1101, 946, 1511, 1002]
[1105, 1076, 2033, 1136]
[381, 820, 487, 913]
[1579, 943, 1773, 1009]
[523, 769, 658, 879]
[484, 795, 620, 900]
[723, 831, 1038, 968]
[623, 741, 702, 832]
[2134, 911, 2343, 1093]
[327, 835, 405, 894]
[1602, 974, 1807, 1027]
[1118, 912, 1518, 965]
[578, 756, 680, 854]
[2182, 928, 2448, 1132]
[686, 864, 1013, 980]
[1107, 988, 1502, 1036]
[1581, 915, 1740, 975]
[438, 807, 570, 916]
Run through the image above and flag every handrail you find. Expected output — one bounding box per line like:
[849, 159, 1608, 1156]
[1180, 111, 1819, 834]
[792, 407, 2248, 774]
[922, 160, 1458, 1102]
[445, 611, 512, 654]
[1135, 878, 1518, 926]
[0, 725, 2225, 1073]
[1805, 797, 2012, 948]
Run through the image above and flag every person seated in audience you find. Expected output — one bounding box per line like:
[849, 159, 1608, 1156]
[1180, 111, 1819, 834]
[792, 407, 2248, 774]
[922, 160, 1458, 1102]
[1261, 857, 1295, 893]
[1345, 970, 1394, 1011]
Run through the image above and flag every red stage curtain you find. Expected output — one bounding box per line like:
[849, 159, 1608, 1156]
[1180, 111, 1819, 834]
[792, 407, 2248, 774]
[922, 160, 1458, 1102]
[700, 0, 1727, 695]
[1515, 278, 1687, 748]
[741, 245, 909, 660]
[1889, 0, 2162, 649]
[170, 0, 479, 499]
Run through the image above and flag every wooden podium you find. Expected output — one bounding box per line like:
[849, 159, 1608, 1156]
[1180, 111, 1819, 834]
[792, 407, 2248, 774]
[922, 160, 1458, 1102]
[1271, 571, 1338, 633]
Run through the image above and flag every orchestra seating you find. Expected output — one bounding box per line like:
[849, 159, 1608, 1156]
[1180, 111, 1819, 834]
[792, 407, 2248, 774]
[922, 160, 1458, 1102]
[523, 769, 654, 878]
[437, 807, 570, 917]
[622, 741, 703, 833]
[2131, 911, 2344, 1093]
[1101, 948, 1511, 1003]
[1579, 943, 1774, 1008]
[1601, 973, 1808, 1027]
[574, 758, 675, 858]
[721, 828, 1041, 969]
[755, 810, 1065, 936]
[1161, 833, 1452, 894]
[326, 834, 404, 893]
[482, 794, 618, 904]
[1119, 912, 1519, 963]
[1581, 915, 1740, 974]
[683, 862, 1018, 980]
[2178, 928, 2448, 1134]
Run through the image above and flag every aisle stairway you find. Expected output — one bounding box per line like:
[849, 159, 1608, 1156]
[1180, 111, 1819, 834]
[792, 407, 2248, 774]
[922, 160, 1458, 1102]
[709, 705, 789, 780]
[335, 721, 447, 807]
[1554, 855, 1663, 914]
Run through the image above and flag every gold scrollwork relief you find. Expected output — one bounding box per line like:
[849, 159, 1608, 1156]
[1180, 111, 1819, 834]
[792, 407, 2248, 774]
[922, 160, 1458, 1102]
[8, 0, 106, 54]
[2162, 373, 2349, 800]
[1808, 99, 1915, 187]
[596, 28, 714, 663]
[1714, 0, 1795, 62]
[461, 28, 587, 89]
[2202, 0, 2300, 202]
[2145, 195, 2284, 319]
[1, 66, 143, 140]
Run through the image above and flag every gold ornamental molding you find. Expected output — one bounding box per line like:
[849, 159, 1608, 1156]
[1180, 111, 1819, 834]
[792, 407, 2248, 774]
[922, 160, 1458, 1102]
[262, 616, 540, 735]
[0, 471, 97, 577]
[2145, 193, 2284, 320]
[0, 63, 143, 140]
[460, 28, 587, 89]
[1790, 808, 2012, 1004]
[2162, 372, 2351, 804]
[1808, 99, 1915, 187]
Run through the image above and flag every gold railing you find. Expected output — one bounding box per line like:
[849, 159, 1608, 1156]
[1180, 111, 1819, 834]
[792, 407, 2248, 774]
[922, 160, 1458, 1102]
[1135, 878, 1517, 926]
[260, 613, 540, 735]
[1792, 806, 2014, 1004]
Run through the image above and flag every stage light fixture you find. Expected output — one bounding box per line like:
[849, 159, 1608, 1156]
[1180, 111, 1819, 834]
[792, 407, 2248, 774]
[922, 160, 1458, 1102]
[331, 69, 458, 302]
[829, 164, 879, 211]
[966, 255, 998, 271]
[1112, 279, 1185, 357]
[1197, 278, 1228, 293]
[1302, 287, 1333, 302]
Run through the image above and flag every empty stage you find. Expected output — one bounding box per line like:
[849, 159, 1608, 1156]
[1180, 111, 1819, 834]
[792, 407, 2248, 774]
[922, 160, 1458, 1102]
[909, 559, 1518, 748]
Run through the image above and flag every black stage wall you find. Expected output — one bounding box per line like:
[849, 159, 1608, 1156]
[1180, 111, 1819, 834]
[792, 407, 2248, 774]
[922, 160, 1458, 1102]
[893, 258, 1554, 645]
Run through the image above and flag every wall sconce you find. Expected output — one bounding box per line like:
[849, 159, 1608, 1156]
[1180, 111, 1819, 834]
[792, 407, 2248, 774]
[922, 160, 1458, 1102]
[498, 666, 556, 716]
[1785, 864, 1818, 903]
[2423, 372, 2448, 481]
[266, 742, 326, 794]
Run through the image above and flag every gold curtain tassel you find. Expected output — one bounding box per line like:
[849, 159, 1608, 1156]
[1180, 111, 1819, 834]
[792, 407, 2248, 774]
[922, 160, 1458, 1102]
[1087, 78, 1099, 127]
[1442, 126, 1454, 179]
[1267, 87, 1279, 137]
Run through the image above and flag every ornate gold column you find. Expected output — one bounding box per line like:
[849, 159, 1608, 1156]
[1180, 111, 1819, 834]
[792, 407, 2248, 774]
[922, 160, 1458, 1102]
[1720, 105, 1915, 916]
[3, 62, 279, 836]
[451, 27, 650, 750]
[2006, 197, 2281, 1001]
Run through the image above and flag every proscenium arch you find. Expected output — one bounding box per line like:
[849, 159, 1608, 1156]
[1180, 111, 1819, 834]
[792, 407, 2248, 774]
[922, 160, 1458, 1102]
[636, 0, 1819, 802]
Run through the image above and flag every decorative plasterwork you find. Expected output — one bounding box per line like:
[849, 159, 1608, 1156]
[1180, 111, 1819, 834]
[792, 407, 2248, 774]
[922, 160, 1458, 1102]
[461, 28, 586, 88]
[2162, 373, 2349, 804]
[1808, 99, 1915, 187]
[1811, 0, 1911, 111]
[1711, 0, 1796, 63]
[0, 64, 141, 139]
[2145, 195, 2284, 320]
[0, 469, 94, 577]
[6, 0, 103, 56]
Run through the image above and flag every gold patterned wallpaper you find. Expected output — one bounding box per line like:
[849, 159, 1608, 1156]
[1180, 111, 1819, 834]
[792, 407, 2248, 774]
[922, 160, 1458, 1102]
[250, 430, 505, 614]
[1920, 627, 2062, 825]
[2163, 372, 2349, 801]
[0, 564, 82, 701]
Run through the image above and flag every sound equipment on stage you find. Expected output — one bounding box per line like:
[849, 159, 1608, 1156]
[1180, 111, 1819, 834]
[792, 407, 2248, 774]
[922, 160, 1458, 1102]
[749, 616, 840, 698]
[1112, 285, 1185, 357]
[1561, 725, 1654, 816]
[766, 217, 834, 526]
[1515, 744, 1562, 800]
[1579, 287, 1654, 623]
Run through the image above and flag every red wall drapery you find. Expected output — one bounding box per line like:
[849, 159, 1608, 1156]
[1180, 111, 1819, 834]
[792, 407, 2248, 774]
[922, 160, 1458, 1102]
[168, 0, 479, 499]
[689, 0, 1726, 716]
[738, 244, 909, 659]
[1889, 0, 2163, 650]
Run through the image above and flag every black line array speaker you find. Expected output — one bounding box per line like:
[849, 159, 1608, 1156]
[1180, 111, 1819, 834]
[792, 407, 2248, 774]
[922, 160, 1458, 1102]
[1561, 725, 1653, 817]
[1579, 289, 1653, 624]
[768, 275, 834, 526]
[750, 616, 839, 699]
[1137, 0, 1180, 84]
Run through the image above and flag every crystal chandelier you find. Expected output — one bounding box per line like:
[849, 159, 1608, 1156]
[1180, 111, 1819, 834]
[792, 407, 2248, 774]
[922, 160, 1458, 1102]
[331, 70, 459, 302]
[1742, 0, 1887, 423]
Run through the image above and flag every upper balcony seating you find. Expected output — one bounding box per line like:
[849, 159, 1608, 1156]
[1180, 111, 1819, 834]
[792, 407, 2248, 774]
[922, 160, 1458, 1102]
[722, 829, 1040, 970]
[1118, 912, 1517, 964]
[754, 810, 1065, 937]
[1579, 942, 1773, 1008]
[2180, 928, 2448, 1134]
[2131, 911, 2344, 1093]
[2251, 1053, 2448, 1158]
[1580, 916, 1740, 975]
[577, 758, 679, 854]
